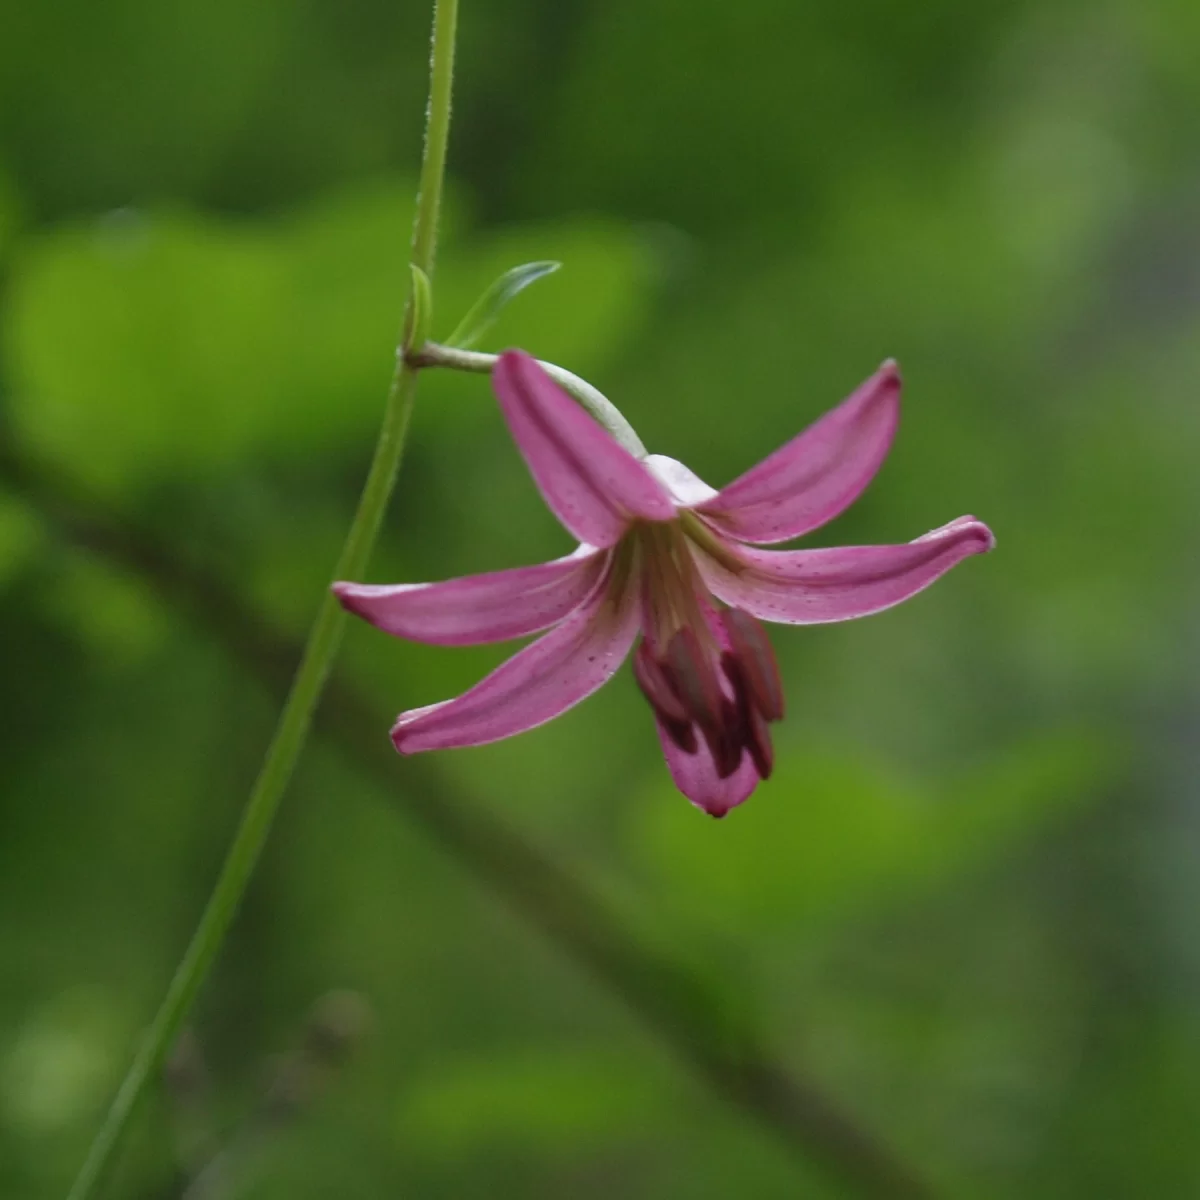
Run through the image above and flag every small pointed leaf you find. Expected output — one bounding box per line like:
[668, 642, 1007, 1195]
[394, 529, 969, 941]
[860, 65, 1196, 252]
[402, 263, 433, 355]
[445, 260, 561, 350]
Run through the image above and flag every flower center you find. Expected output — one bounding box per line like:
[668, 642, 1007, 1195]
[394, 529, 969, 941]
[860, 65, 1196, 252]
[630, 521, 784, 784]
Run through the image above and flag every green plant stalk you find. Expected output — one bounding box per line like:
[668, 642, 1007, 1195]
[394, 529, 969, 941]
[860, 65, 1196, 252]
[66, 3, 459, 1197]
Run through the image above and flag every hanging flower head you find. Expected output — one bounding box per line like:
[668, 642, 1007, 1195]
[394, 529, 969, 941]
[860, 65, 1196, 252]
[334, 351, 993, 816]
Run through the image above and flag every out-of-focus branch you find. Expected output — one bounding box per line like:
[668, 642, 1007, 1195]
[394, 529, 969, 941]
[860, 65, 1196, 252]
[176, 991, 372, 1200]
[0, 442, 938, 1200]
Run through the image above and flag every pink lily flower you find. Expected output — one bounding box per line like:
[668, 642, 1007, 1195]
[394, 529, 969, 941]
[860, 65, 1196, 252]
[334, 351, 994, 817]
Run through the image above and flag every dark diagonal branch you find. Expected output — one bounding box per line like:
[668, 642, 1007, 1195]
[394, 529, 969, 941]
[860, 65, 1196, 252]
[0, 442, 938, 1200]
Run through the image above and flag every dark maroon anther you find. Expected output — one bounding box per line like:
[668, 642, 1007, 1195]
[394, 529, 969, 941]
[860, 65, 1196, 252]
[708, 698, 745, 779]
[741, 703, 774, 780]
[719, 608, 785, 722]
[660, 713, 699, 756]
[697, 723, 737, 778]
[655, 629, 750, 777]
[633, 640, 698, 754]
[632, 640, 688, 725]
[661, 627, 725, 733]
[721, 656, 773, 780]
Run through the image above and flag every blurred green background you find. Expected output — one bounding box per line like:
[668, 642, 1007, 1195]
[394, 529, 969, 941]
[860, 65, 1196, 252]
[2, 0, 1199, 1196]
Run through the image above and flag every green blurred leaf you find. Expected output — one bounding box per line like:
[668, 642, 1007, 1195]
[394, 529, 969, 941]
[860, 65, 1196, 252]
[44, 550, 171, 665]
[630, 731, 1120, 936]
[443, 259, 560, 350]
[4, 184, 653, 498]
[0, 169, 19, 265]
[0, 492, 42, 587]
[5, 208, 292, 495]
[0, 988, 123, 1137]
[398, 1046, 665, 1160]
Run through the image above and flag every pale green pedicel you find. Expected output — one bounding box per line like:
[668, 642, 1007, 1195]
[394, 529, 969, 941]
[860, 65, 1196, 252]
[414, 341, 648, 458]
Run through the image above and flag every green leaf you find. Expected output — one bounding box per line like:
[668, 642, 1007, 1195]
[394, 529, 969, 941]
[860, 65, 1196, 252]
[0, 988, 124, 1136]
[0, 169, 19, 266]
[0, 491, 42, 588]
[402, 263, 433, 354]
[397, 1046, 666, 1159]
[629, 730, 1120, 938]
[443, 259, 560, 350]
[4, 185, 651, 499]
[46, 551, 172, 666]
[4, 210, 293, 496]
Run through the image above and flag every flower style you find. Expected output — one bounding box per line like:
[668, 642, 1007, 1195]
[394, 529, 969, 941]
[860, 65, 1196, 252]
[334, 351, 994, 816]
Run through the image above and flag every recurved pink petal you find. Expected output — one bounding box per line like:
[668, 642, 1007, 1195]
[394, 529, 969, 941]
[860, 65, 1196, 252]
[333, 546, 606, 646]
[655, 718, 762, 817]
[391, 561, 641, 753]
[493, 350, 677, 547]
[697, 361, 901, 544]
[693, 516, 995, 624]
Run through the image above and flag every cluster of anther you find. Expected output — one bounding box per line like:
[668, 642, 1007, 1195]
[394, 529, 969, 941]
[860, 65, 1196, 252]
[633, 607, 785, 782]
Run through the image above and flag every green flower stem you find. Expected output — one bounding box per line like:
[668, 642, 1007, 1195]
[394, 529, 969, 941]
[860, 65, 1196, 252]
[66, 4, 459, 1198]
[412, 342, 648, 458]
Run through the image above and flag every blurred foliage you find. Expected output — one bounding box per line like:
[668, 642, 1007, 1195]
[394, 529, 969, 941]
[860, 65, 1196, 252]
[2, 0, 1200, 1197]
